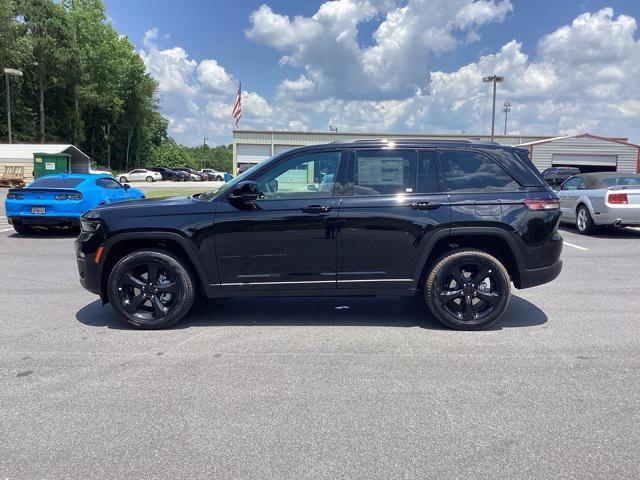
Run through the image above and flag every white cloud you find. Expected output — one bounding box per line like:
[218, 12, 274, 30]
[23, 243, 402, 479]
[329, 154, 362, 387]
[247, 0, 513, 99]
[197, 59, 235, 94]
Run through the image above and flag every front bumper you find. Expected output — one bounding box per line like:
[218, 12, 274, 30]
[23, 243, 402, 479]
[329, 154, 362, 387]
[518, 259, 563, 289]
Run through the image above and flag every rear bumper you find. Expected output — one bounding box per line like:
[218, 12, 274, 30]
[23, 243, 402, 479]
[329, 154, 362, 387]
[594, 207, 640, 227]
[9, 216, 80, 228]
[517, 259, 563, 289]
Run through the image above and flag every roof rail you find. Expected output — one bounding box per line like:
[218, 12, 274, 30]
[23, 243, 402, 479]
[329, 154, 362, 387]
[350, 138, 474, 144]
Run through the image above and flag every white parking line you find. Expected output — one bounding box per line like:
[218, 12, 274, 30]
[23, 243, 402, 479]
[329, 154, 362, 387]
[0, 227, 14, 233]
[564, 241, 589, 251]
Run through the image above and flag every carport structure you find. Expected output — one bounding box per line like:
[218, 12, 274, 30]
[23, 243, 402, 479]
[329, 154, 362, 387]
[0, 143, 91, 181]
[517, 133, 640, 174]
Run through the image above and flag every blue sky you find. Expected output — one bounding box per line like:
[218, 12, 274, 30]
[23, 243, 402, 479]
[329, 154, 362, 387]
[105, 0, 640, 145]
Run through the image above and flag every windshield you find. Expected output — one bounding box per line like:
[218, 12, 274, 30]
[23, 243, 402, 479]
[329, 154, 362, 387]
[199, 155, 284, 201]
[601, 176, 640, 187]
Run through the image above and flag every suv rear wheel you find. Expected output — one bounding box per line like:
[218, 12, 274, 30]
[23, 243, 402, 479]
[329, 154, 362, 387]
[425, 249, 511, 330]
[107, 249, 195, 329]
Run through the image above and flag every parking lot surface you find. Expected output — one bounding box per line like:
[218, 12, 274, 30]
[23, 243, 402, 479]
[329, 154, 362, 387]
[1, 189, 639, 479]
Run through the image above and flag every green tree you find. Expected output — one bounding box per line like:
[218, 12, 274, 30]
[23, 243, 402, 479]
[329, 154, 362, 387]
[146, 139, 198, 170]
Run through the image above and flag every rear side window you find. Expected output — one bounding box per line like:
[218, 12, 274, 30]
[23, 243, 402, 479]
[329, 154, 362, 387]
[439, 150, 520, 192]
[352, 149, 417, 195]
[96, 178, 122, 189]
[30, 177, 84, 188]
[417, 150, 440, 193]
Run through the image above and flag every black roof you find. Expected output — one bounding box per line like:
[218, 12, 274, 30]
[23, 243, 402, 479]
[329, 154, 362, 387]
[579, 172, 640, 189]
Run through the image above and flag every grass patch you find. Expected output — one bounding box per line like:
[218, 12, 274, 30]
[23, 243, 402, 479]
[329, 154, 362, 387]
[142, 187, 217, 198]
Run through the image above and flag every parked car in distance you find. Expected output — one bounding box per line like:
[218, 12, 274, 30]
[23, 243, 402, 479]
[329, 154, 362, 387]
[118, 169, 162, 183]
[198, 171, 216, 181]
[77, 139, 563, 331]
[173, 167, 204, 181]
[201, 168, 225, 181]
[6, 173, 143, 234]
[541, 167, 581, 189]
[147, 167, 186, 182]
[558, 172, 640, 234]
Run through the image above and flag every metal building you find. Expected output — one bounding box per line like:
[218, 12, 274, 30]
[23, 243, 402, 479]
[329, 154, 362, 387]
[232, 129, 554, 173]
[517, 134, 640, 174]
[0, 144, 91, 181]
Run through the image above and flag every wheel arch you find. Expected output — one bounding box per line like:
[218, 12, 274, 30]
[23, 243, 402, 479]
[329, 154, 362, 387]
[415, 227, 525, 289]
[98, 232, 211, 302]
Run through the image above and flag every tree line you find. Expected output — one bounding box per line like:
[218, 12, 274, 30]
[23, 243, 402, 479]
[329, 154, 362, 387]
[0, 0, 232, 173]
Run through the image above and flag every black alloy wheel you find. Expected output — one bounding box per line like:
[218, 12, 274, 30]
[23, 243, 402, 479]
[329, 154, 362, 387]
[108, 249, 195, 329]
[425, 249, 511, 330]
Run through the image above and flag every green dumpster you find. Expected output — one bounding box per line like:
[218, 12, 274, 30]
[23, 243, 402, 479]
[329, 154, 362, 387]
[33, 153, 70, 179]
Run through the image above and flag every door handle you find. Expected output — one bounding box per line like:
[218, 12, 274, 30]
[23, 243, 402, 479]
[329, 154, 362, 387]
[410, 202, 441, 210]
[302, 205, 332, 214]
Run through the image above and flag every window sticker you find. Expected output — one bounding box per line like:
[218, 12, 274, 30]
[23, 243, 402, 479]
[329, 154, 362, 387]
[357, 157, 404, 185]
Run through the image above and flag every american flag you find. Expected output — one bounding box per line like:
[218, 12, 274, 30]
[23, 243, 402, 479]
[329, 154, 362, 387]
[232, 82, 241, 126]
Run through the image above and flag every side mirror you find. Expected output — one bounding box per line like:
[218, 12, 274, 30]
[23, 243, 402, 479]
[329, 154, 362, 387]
[123, 183, 131, 190]
[228, 181, 261, 204]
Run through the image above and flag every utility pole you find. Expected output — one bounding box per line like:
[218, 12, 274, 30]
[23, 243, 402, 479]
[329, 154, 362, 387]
[503, 100, 511, 136]
[482, 75, 504, 141]
[4, 68, 23, 144]
[202, 137, 208, 170]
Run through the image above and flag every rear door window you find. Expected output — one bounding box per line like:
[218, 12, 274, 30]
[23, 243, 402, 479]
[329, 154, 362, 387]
[439, 149, 520, 192]
[417, 150, 440, 193]
[352, 149, 417, 195]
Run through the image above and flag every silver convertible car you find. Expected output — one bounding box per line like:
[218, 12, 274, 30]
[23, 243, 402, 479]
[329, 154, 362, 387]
[557, 173, 640, 234]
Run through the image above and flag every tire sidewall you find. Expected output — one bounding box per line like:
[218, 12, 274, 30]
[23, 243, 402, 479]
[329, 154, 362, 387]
[425, 250, 511, 330]
[107, 249, 195, 329]
[119, 176, 127, 183]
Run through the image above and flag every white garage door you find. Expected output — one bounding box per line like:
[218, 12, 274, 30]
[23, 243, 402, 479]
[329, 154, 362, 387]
[274, 145, 299, 154]
[552, 153, 618, 167]
[237, 144, 271, 166]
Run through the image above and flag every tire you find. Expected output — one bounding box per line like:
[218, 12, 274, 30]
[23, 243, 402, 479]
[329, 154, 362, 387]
[107, 249, 196, 329]
[13, 223, 34, 235]
[119, 176, 128, 183]
[215, 175, 223, 181]
[576, 205, 596, 235]
[146, 176, 154, 183]
[425, 249, 511, 330]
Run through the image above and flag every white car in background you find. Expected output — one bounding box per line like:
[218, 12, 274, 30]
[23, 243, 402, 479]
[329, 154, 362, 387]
[118, 169, 162, 183]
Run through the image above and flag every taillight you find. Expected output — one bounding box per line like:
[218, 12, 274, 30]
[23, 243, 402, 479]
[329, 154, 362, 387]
[55, 192, 83, 200]
[608, 193, 628, 204]
[7, 192, 24, 200]
[524, 198, 560, 210]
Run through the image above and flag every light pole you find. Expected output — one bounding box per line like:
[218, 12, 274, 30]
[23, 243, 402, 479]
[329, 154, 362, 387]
[482, 75, 504, 141]
[502, 100, 511, 136]
[4, 68, 23, 144]
[202, 137, 208, 170]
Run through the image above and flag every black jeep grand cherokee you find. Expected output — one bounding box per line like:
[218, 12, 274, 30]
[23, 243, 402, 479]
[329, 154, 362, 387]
[76, 139, 562, 330]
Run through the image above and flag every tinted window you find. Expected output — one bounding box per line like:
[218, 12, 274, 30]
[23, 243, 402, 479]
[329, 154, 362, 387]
[601, 176, 640, 187]
[440, 150, 520, 192]
[561, 177, 583, 190]
[417, 150, 440, 193]
[352, 149, 416, 195]
[96, 178, 122, 189]
[30, 177, 84, 188]
[254, 151, 341, 199]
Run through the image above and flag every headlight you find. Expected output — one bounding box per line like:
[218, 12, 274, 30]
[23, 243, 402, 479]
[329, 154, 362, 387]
[80, 218, 102, 233]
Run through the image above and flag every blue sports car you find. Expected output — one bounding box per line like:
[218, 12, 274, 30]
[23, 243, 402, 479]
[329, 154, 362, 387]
[5, 173, 144, 234]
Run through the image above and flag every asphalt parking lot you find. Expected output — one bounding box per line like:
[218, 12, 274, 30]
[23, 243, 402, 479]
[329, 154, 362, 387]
[1, 189, 639, 479]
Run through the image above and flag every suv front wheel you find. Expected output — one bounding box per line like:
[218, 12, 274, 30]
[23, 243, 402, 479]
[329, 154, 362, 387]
[107, 249, 195, 329]
[425, 249, 511, 330]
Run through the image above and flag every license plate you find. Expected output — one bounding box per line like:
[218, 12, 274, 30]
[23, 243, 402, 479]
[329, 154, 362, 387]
[31, 206, 46, 214]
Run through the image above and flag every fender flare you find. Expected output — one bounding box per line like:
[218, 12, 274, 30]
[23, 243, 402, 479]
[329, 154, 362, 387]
[412, 226, 526, 285]
[97, 231, 212, 296]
